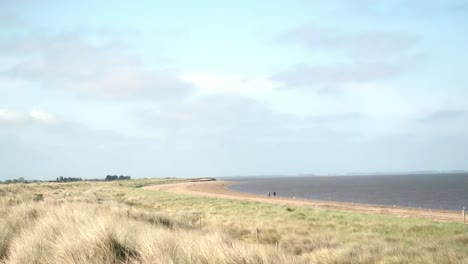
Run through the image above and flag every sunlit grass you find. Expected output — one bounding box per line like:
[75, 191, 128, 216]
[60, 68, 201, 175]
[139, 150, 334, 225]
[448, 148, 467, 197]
[1, 179, 467, 263]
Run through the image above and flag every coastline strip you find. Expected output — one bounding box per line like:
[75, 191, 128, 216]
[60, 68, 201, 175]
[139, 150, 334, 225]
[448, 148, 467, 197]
[145, 180, 466, 223]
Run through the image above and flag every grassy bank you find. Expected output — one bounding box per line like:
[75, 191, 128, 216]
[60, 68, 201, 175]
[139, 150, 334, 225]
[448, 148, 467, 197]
[1, 179, 467, 263]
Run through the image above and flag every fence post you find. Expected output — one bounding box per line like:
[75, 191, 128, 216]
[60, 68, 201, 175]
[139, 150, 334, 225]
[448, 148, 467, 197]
[256, 228, 259, 244]
[199, 216, 202, 229]
[276, 241, 279, 251]
[463, 207, 466, 224]
[430, 210, 432, 220]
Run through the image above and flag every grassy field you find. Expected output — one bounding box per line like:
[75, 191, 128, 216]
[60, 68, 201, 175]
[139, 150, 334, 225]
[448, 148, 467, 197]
[1, 179, 468, 263]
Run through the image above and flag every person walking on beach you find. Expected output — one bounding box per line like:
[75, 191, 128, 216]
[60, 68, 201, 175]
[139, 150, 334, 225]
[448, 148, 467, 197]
[273, 191, 276, 198]
[267, 192, 271, 197]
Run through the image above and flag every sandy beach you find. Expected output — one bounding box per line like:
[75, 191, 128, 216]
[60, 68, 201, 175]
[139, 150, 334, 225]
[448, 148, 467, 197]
[145, 180, 467, 224]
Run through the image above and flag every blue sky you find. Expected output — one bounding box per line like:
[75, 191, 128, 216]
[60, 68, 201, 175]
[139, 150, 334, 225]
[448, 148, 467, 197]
[1, 0, 468, 180]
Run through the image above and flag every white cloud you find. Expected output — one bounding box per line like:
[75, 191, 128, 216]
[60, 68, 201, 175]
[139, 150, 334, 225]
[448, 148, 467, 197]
[274, 23, 425, 94]
[181, 72, 280, 98]
[30, 109, 57, 124]
[271, 62, 405, 90]
[278, 24, 419, 60]
[2, 33, 193, 100]
[0, 108, 57, 125]
[0, 109, 27, 122]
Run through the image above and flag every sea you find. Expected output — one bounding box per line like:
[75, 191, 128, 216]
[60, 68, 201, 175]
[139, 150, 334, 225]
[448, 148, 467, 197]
[225, 173, 468, 211]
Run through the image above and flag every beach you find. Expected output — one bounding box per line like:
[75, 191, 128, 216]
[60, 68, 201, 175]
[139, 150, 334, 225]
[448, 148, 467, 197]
[3, 179, 467, 263]
[145, 180, 467, 223]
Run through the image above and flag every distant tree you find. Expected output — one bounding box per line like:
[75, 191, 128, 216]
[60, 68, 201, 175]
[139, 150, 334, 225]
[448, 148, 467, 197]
[18, 177, 25, 182]
[56, 176, 82, 183]
[105, 175, 131, 181]
[5, 179, 12, 183]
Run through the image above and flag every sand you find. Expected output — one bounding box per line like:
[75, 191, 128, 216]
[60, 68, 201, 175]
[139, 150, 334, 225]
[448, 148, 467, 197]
[145, 180, 467, 224]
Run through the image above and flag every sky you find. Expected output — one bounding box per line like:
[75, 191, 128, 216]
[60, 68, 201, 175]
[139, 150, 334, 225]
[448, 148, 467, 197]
[1, 0, 468, 180]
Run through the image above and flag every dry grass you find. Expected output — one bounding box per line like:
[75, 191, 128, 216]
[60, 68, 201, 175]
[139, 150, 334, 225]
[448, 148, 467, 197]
[1, 179, 468, 263]
[0, 181, 293, 264]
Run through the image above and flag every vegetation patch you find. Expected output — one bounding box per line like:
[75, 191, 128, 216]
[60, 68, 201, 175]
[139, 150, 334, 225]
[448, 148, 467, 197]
[106, 234, 140, 263]
[0, 179, 467, 263]
[33, 193, 44, 202]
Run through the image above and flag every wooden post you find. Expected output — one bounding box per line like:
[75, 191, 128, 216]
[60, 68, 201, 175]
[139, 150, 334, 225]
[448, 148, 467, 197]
[430, 210, 432, 221]
[255, 228, 259, 244]
[275, 241, 279, 251]
[463, 207, 466, 224]
[199, 216, 202, 229]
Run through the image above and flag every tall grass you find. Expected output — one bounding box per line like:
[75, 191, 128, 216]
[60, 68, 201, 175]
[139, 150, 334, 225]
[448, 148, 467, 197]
[1, 180, 468, 263]
[0, 185, 293, 263]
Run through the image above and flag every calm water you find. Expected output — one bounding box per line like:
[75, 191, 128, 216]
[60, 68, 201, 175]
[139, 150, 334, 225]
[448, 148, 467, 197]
[226, 173, 468, 211]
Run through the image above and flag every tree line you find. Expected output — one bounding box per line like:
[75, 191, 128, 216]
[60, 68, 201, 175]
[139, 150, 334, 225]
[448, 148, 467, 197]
[105, 175, 131, 181]
[1, 175, 132, 184]
[0, 177, 26, 184]
[56, 176, 82, 182]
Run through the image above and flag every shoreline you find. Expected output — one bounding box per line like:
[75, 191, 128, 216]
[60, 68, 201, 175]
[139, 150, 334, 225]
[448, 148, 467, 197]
[224, 182, 460, 212]
[145, 180, 467, 224]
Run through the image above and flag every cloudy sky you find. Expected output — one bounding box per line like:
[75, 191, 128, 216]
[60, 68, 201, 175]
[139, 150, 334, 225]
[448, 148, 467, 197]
[1, 0, 468, 180]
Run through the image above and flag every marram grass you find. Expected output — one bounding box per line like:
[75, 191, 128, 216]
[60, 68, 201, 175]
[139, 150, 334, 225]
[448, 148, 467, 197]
[1, 179, 467, 263]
